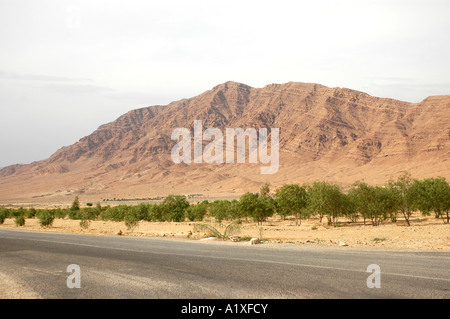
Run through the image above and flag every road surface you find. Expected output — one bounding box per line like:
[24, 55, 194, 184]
[0, 228, 449, 299]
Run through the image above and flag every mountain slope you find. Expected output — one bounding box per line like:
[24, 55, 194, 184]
[0, 81, 449, 204]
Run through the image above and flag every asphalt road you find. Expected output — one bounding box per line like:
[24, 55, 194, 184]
[0, 228, 449, 299]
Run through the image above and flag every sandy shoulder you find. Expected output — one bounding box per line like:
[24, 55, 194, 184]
[0, 213, 448, 251]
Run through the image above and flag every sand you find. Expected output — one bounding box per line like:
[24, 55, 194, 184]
[1, 213, 448, 251]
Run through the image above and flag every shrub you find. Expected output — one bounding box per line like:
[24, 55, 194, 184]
[134, 203, 149, 220]
[146, 204, 164, 221]
[161, 195, 190, 222]
[53, 208, 68, 219]
[37, 210, 54, 227]
[68, 208, 84, 220]
[14, 208, 26, 218]
[15, 215, 25, 227]
[193, 221, 241, 239]
[83, 207, 100, 220]
[0, 209, 7, 224]
[71, 196, 80, 211]
[100, 205, 127, 222]
[124, 206, 141, 231]
[186, 201, 208, 221]
[79, 219, 90, 230]
[27, 208, 37, 218]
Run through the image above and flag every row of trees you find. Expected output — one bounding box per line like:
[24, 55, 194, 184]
[275, 174, 450, 226]
[1, 173, 449, 229]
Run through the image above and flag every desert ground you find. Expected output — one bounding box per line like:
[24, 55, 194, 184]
[1, 213, 448, 251]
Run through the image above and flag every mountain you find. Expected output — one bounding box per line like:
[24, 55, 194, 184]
[0, 81, 449, 204]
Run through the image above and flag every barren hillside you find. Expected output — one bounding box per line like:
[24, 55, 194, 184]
[0, 81, 449, 204]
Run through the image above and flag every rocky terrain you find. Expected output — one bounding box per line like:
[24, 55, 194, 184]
[0, 81, 449, 204]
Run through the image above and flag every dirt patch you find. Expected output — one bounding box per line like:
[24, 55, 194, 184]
[1, 213, 448, 251]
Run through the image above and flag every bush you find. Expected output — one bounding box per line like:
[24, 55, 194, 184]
[37, 210, 54, 227]
[0, 209, 7, 224]
[146, 204, 164, 221]
[71, 196, 80, 211]
[13, 207, 26, 218]
[68, 209, 84, 220]
[27, 208, 37, 218]
[79, 219, 90, 230]
[186, 201, 208, 221]
[193, 221, 240, 239]
[15, 215, 25, 227]
[83, 207, 100, 220]
[53, 208, 68, 219]
[161, 195, 190, 222]
[124, 207, 141, 231]
[134, 203, 149, 220]
[100, 205, 128, 222]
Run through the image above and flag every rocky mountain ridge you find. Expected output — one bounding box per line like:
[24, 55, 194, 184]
[0, 81, 448, 204]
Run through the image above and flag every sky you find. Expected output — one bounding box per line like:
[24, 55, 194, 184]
[0, 0, 449, 168]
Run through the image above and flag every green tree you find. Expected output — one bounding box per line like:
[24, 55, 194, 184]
[348, 181, 371, 225]
[186, 201, 209, 221]
[349, 182, 397, 226]
[162, 195, 190, 222]
[208, 200, 233, 223]
[373, 186, 397, 225]
[227, 200, 242, 221]
[412, 177, 450, 223]
[306, 181, 344, 227]
[341, 192, 359, 223]
[71, 196, 80, 211]
[135, 203, 150, 220]
[388, 172, 415, 226]
[146, 204, 164, 221]
[259, 182, 271, 200]
[275, 184, 308, 225]
[237, 192, 274, 225]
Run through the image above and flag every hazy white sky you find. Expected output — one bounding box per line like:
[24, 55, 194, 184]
[1, 0, 449, 167]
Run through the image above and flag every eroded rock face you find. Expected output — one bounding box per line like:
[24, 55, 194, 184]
[0, 81, 449, 203]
